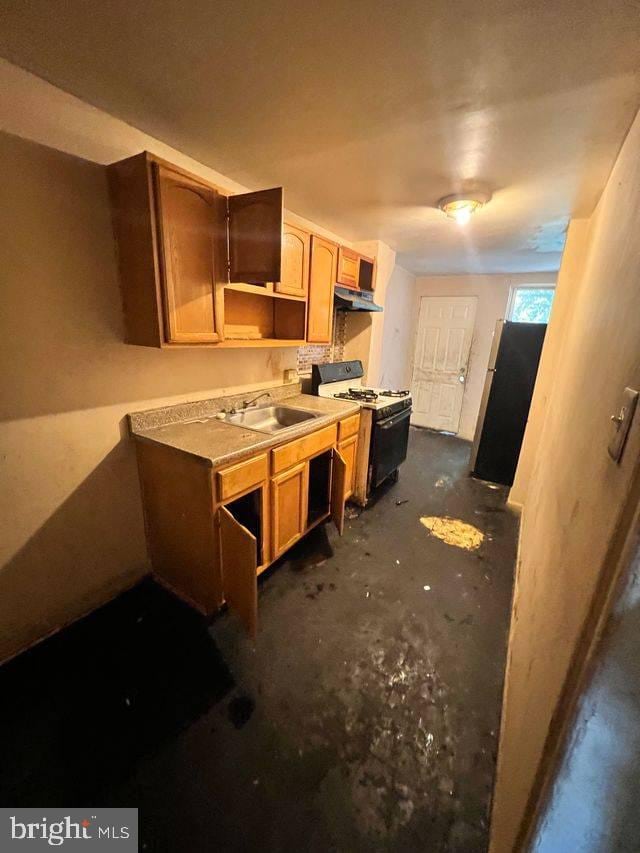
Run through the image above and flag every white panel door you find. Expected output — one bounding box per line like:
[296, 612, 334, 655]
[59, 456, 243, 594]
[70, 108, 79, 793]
[410, 296, 477, 433]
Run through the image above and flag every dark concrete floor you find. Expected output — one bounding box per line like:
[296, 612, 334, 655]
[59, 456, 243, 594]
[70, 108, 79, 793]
[0, 429, 518, 852]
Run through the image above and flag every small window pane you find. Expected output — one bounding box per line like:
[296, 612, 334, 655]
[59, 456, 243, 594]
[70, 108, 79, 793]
[510, 288, 554, 323]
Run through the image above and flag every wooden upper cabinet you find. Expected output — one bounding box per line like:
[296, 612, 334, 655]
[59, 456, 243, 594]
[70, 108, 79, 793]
[109, 151, 304, 347]
[155, 164, 226, 343]
[276, 223, 310, 297]
[307, 236, 338, 343]
[228, 187, 283, 284]
[336, 246, 360, 289]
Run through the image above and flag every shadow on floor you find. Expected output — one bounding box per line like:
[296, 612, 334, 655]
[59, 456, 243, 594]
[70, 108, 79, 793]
[0, 579, 234, 806]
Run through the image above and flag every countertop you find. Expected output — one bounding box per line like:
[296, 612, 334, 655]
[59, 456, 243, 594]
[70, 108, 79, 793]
[130, 392, 360, 469]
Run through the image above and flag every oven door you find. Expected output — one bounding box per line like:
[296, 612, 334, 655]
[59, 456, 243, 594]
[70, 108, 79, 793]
[370, 407, 411, 488]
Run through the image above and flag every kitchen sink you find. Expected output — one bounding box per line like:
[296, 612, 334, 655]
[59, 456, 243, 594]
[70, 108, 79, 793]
[224, 405, 320, 434]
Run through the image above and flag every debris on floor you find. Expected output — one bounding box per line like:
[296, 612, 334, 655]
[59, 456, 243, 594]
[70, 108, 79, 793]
[345, 504, 361, 520]
[395, 498, 409, 506]
[435, 475, 453, 489]
[420, 516, 485, 551]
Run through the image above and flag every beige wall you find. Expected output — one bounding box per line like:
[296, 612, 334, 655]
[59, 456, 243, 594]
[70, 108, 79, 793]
[490, 107, 640, 852]
[0, 58, 347, 246]
[379, 265, 416, 390]
[0, 132, 299, 663]
[410, 273, 557, 441]
[509, 219, 591, 507]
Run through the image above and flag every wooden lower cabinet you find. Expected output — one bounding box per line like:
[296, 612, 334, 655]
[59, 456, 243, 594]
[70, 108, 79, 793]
[136, 414, 359, 639]
[338, 434, 358, 500]
[271, 461, 308, 557]
[219, 505, 258, 638]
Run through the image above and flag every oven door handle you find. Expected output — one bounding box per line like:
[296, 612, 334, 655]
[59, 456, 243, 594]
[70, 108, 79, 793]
[379, 408, 412, 429]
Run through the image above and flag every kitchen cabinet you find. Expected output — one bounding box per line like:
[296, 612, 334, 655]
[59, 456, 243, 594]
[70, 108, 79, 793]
[337, 246, 360, 289]
[108, 152, 301, 348]
[155, 164, 226, 343]
[228, 187, 283, 284]
[271, 461, 308, 557]
[307, 235, 338, 343]
[337, 414, 359, 500]
[338, 434, 358, 500]
[134, 413, 359, 639]
[277, 223, 310, 298]
[330, 448, 347, 536]
[220, 505, 258, 638]
[336, 246, 376, 292]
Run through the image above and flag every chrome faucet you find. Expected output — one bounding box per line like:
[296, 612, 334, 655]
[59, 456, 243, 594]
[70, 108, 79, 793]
[242, 391, 272, 410]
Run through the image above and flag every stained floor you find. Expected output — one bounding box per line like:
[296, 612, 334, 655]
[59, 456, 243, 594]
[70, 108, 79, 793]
[0, 429, 518, 852]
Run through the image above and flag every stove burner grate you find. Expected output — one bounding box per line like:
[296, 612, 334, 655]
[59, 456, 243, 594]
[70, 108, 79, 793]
[379, 389, 410, 397]
[334, 389, 378, 403]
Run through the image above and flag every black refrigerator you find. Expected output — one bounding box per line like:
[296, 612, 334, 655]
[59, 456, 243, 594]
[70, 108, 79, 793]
[470, 320, 546, 486]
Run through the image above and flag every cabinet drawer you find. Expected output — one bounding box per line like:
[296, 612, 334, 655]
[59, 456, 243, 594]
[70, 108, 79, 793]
[338, 414, 360, 441]
[217, 453, 268, 501]
[271, 424, 337, 474]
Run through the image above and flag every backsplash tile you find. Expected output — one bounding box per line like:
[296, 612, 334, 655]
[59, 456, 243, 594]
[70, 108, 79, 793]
[297, 309, 346, 374]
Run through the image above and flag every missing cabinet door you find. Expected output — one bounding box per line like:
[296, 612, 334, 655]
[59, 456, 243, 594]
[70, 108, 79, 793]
[308, 450, 332, 527]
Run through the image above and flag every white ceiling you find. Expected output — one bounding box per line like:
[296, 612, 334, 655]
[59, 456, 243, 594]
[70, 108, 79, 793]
[1, 0, 639, 274]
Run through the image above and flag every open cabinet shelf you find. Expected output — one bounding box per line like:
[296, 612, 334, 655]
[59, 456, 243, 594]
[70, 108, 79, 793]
[225, 282, 306, 302]
[223, 288, 306, 342]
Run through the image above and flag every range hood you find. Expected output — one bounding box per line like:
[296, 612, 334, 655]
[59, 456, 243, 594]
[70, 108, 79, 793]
[334, 286, 383, 312]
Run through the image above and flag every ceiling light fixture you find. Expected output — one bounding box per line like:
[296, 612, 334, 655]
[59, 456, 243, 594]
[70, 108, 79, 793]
[438, 192, 491, 225]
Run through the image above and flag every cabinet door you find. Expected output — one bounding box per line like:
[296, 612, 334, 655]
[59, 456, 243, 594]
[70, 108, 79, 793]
[228, 187, 283, 284]
[338, 434, 358, 500]
[219, 506, 258, 638]
[155, 165, 225, 343]
[276, 223, 310, 297]
[331, 449, 347, 535]
[271, 462, 308, 558]
[307, 236, 338, 343]
[336, 246, 360, 289]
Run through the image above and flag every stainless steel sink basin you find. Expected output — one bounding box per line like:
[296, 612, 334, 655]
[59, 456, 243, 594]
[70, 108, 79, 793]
[224, 405, 320, 434]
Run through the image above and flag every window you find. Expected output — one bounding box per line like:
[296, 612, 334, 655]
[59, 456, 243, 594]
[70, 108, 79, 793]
[508, 286, 555, 324]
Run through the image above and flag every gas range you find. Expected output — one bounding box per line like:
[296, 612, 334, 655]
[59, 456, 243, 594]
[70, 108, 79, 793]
[311, 362, 412, 421]
[331, 386, 411, 420]
[311, 360, 412, 504]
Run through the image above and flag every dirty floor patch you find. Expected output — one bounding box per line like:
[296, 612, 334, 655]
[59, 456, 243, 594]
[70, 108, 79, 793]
[420, 516, 485, 551]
